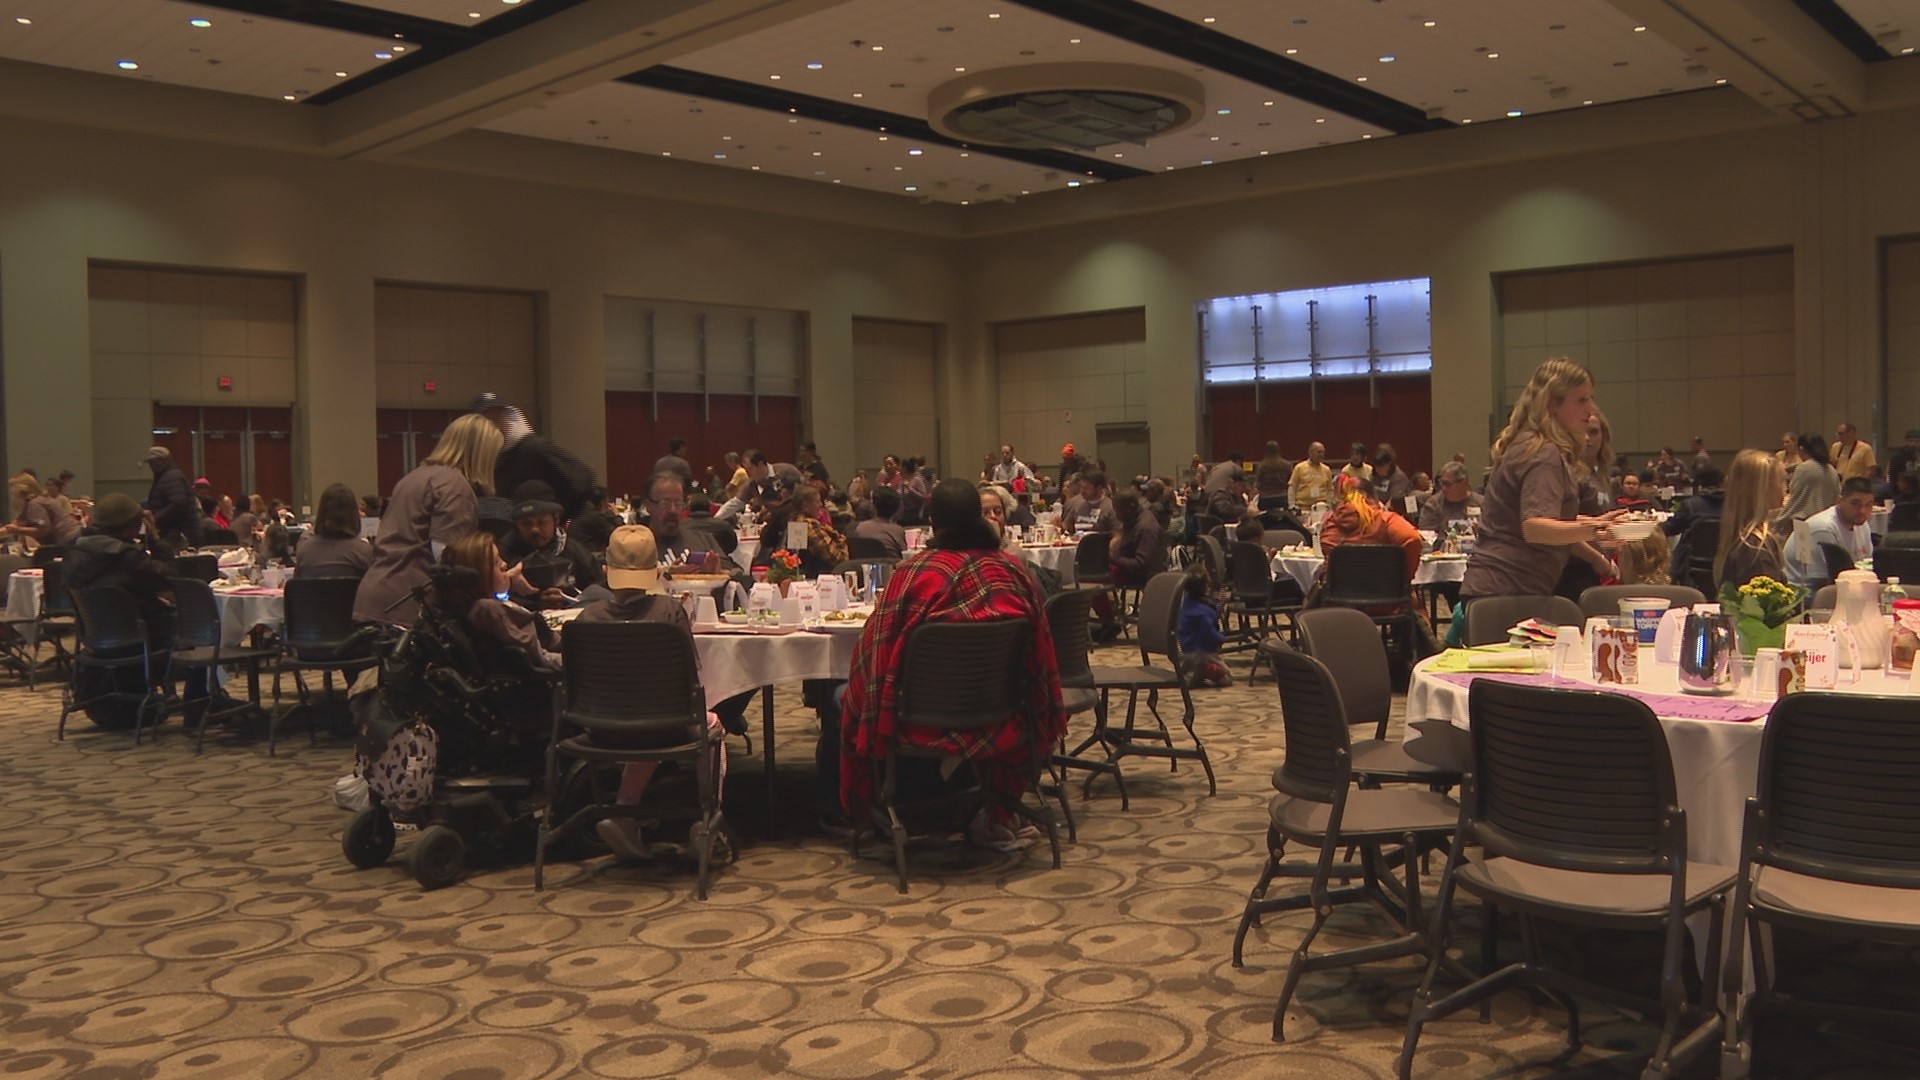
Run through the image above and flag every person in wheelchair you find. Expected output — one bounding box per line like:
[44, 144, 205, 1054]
[434, 532, 561, 673]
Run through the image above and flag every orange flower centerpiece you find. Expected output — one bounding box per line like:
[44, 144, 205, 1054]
[764, 548, 804, 595]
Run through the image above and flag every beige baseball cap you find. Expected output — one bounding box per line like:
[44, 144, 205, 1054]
[604, 525, 662, 592]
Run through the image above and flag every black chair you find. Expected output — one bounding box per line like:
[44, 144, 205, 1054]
[1818, 541, 1857, 585]
[1044, 586, 1111, 825]
[1889, 502, 1920, 534]
[1684, 519, 1720, 594]
[1293, 607, 1457, 789]
[1400, 681, 1733, 1080]
[846, 536, 893, 561]
[1322, 543, 1415, 621]
[1576, 583, 1705, 619]
[1075, 571, 1216, 798]
[1192, 513, 1224, 539]
[1460, 594, 1583, 647]
[853, 618, 1061, 892]
[33, 561, 79, 687]
[1073, 533, 1113, 587]
[1222, 540, 1301, 674]
[536, 619, 733, 897]
[58, 586, 168, 742]
[1231, 644, 1464, 1039]
[150, 578, 278, 752]
[1719, 692, 1920, 1079]
[173, 554, 221, 583]
[271, 577, 377, 755]
[1265, 528, 1309, 550]
[1872, 544, 1920, 584]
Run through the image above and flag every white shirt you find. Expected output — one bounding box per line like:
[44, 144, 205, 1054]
[991, 459, 1036, 485]
[1787, 505, 1874, 584]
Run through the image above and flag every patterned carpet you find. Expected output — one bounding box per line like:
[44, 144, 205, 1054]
[0, 642, 1914, 1080]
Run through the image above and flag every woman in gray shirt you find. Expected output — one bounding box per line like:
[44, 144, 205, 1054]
[296, 482, 374, 580]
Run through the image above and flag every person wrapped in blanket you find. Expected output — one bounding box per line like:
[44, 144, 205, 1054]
[1176, 559, 1233, 688]
[839, 478, 1067, 853]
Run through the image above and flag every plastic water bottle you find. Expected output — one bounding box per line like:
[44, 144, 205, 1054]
[1884, 576, 1904, 617]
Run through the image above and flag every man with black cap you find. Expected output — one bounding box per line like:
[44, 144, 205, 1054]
[65, 493, 177, 644]
[140, 446, 202, 546]
[498, 481, 601, 609]
[470, 392, 595, 522]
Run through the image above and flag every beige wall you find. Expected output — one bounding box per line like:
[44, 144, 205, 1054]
[994, 309, 1148, 471]
[849, 319, 938, 478]
[961, 102, 1920, 477]
[1498, 252, 1795, 462]
[372, 284, 537, 410]
[1886, 237, 1920, 444]
[87, 265, 298, 492]
[0, 113, 962, 503]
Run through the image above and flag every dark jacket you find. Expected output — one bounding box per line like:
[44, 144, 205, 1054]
[569, 510, 623, 555]
[1663, 491, 1725, 581]
[1110, 511, 1166, 585]
[496, 434, 595, 520]
[142, 465, 202, 544]
[64, 531, 176, 645]
[681, 512, 738, 556]
[499, 530, 602, 596]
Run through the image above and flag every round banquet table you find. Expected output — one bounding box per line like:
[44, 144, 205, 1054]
[1012, 542, 1078, 585]
[7, 570, 283, 647]
[1272, 552, 1468, 594]
[1406, 649, 1913, 981]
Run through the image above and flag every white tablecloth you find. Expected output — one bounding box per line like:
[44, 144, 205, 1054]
[545, 606, 859, 708]
[1272, 553, 1468, 593]
[730, 538, 760, 572]
[1406, 654, 1912, 876]
[1012, 543, 1078, 585]
[6, 571, 282, 647]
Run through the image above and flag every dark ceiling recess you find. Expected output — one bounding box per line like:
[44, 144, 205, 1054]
[622, 66, 1153, 181]
[1006, 0, 1453, 135]
[1788, 0, 1896, 62]
[177, 0, 595, 105]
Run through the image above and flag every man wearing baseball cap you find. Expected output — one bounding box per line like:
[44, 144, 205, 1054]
[498, 481, 601, 609]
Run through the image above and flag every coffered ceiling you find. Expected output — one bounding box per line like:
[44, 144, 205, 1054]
[0, 0, 1907, 204]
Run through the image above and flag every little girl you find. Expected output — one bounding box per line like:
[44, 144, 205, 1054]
[1176, 561, 1233, 688]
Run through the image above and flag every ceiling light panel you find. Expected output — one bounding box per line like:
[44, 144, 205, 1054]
[479, 81, 1083, 203]
[661, 0, 1389, 171]
[0, 0, 419, 100]
[1834, 0, 1915, 54]
[348, 0, 524, 25]
[1144, 0, 1720, 123]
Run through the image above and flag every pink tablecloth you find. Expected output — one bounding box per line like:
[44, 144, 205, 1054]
[1428, 671, 1770, 722]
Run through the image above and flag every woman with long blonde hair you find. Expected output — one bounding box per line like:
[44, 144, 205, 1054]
[354, 413, 505, 624]
[1714, 448, 1787, 589]
[1462, 356, 1622, 600]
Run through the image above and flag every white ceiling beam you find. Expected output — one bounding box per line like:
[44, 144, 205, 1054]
[320, 0, 855, 159]
[1605, 0, 1868, 119]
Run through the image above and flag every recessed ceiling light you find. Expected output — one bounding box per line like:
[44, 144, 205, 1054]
[1486, 52, 1500, 59]
[1112, 152, 1123, 158]
[1583, 99, 1594, 104]
[958, 152, 968, 157]
[1215, 108, 1230, 115]
[1068, 38, 1081, 44]
[812, 151, 822, 156]
[960, 200, 969, 205]
[374, 50, 392, 59]
[1199, 160, 1212, 165]
[988, 11, 1000, 18]
[14, 16, 29, 25]
[893, 165, 903, 171]
[833, 179, 841, 183]
[1361, 134, 1372, 139]
[333, 70, 348, 77]
[1461, 118, 1473, 123]
[1067, 180, 1081, 187]
[468, 10, 481, 17]
[806, 61, 823, 69]
[1356, 76, 1368, 82]
[1715, 77, 1728, 83]
[870, 44, 883, 51]
[391, 45, 406, 53]
[1209, 135, 1219, 140]
[1904, 46, 1915, 54]
[1314, 117, 1325, 123]
[502, 0, 522, 5]
[713, 153, 726, 159]
[1423, 20, 1437, 27]
[877, 135, 888, 141]
[1633, 25, 1647, 32]
[1506, 109, 1523, 117]
[1258, 150, 1269, 155]
[1203, 16, 1217, 24]
[769, 73, 781, 79]
[189, 18, 212, 28]
[1379, 55, 1395, 62]
[1263, 100, 1274, 106]
[1285, 48, 1298, 55]
[751, 165, 760, 170]
[908, 148, 923, 155]
[954, 66, 965, 72]
[116, 60, 138, 70]
[283, 94, 297, 101]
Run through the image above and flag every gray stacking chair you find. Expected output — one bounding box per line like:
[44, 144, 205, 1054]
[1399, 680, 1733, 1080]
[1230, 643, 1464, 1040]
[1293, 607, 1457, 789]
[1460, 594, 1582, 647]
[1576, 583, 1704, 619]
[1719, 692, 1920, 1079]
[1075, 571, 1215, 798]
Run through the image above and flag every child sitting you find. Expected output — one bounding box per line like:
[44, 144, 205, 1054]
[1176, 561, 1233, 688]
[1615, 530, 1673, 585]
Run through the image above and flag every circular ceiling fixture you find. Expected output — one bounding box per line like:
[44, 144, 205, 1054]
[928, 63, 1204, 150]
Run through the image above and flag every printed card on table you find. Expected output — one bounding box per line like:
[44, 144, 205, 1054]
[1782, 625, 1837, 689]
[1590, 625, 1639, 685]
